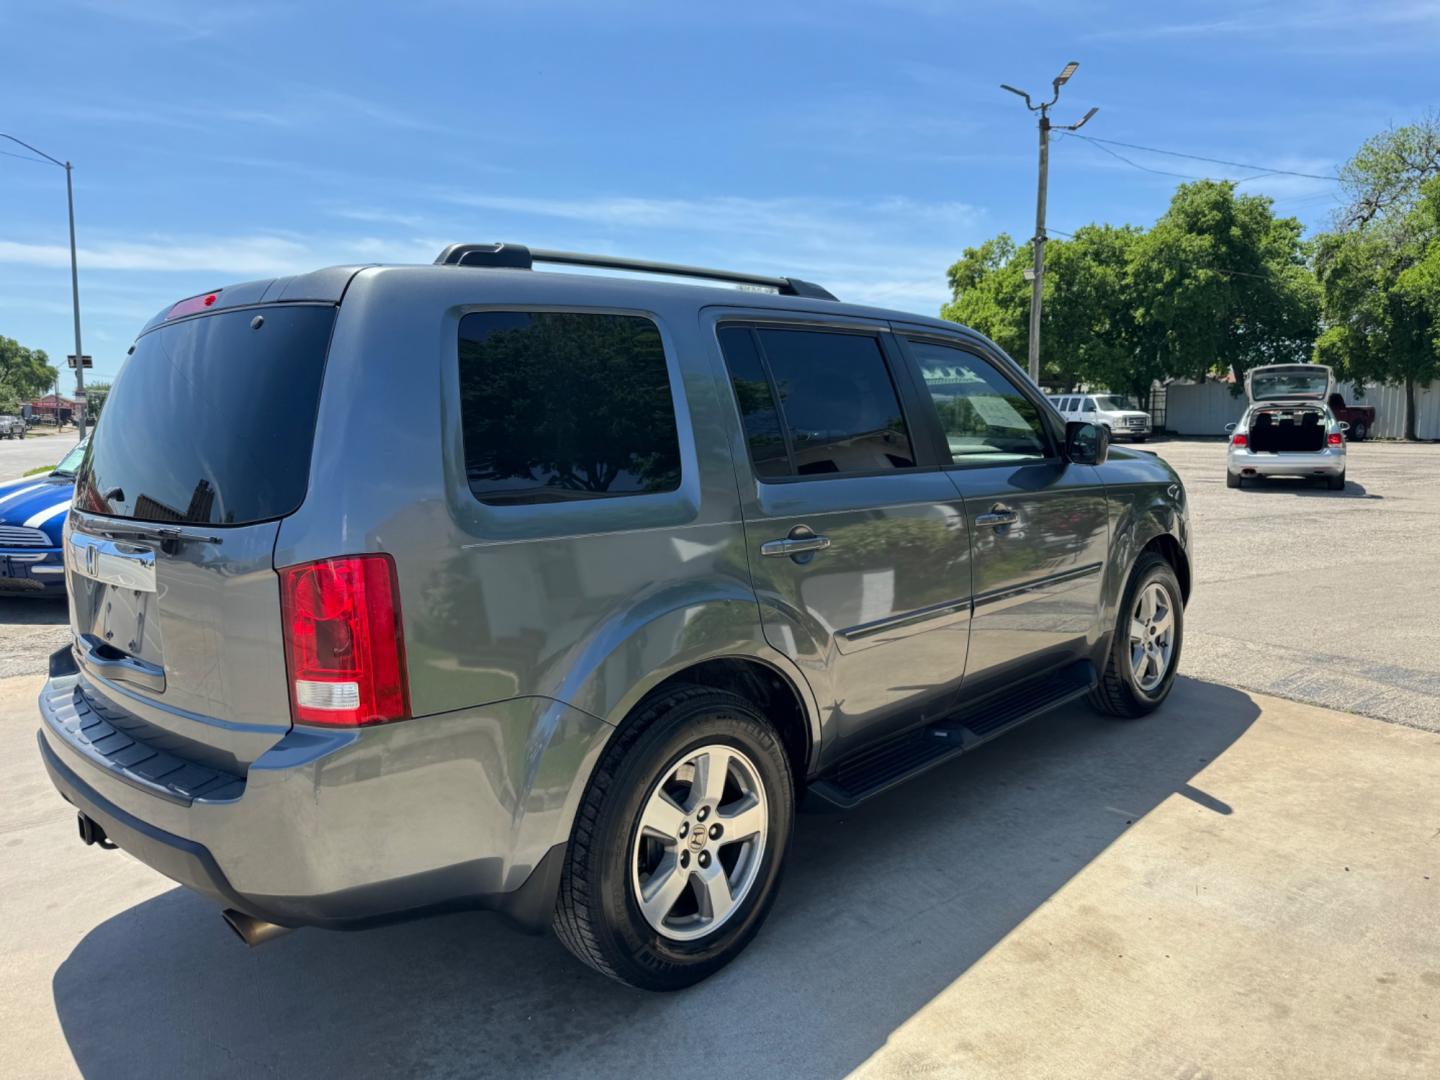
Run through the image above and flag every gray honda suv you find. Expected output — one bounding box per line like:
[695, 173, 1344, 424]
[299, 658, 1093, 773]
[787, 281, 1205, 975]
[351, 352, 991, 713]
[37, 243, 1190, 989]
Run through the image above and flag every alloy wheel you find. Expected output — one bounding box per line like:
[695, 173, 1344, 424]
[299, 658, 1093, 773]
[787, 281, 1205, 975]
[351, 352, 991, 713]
[1129, 581, 1176, 692]
[630, 744, 768, 942]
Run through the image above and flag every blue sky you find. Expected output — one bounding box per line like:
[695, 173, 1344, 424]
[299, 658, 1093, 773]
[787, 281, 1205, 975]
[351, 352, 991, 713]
[2, 0, 1437, 385]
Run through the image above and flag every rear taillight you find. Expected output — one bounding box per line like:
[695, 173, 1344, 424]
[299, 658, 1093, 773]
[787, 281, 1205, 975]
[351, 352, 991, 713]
[279, 554, 409, 726]
[1328, 432, 1343, 446]
[1231, 433, 1248, 447]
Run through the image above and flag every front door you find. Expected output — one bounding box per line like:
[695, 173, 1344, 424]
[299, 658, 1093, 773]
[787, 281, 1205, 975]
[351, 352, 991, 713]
[895, 333, 1109, 693]
[713, 318, 973, 763]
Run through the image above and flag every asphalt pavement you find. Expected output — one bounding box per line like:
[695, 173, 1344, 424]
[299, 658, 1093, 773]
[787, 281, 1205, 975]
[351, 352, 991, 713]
[1141, 438, 1440, 732]
[0, 430, 80, 483]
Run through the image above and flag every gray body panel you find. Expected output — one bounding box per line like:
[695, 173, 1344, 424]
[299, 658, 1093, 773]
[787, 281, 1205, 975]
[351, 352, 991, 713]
[39, 261, 1191, 930]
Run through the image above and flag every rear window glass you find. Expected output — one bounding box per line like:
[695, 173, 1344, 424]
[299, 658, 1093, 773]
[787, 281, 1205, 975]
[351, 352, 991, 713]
[76, 304, 335, 526]
[458, 311, 682, 505]
[717, 326, 915, 479]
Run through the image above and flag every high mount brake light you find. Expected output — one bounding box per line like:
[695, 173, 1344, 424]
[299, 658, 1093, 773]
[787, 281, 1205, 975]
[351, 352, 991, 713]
[279, 554, 410, 726]
[166, 291, 222, 320]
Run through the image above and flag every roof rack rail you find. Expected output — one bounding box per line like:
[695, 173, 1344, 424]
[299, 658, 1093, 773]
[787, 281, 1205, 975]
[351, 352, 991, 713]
[433, 242, 837, 301]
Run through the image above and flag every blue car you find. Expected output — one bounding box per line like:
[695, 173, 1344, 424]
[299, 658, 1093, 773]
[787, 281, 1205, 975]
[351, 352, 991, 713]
[0, 437, 87, 594]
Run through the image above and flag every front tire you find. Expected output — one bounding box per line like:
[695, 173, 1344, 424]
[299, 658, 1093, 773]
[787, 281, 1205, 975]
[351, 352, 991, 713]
[1089, 552, 1184, 718]
[553, 686, 795, 990]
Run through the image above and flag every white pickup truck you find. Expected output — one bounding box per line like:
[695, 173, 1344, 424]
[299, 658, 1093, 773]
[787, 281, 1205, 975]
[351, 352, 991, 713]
[1048, 393, 1152, 442]
[0, 415, 27, 439]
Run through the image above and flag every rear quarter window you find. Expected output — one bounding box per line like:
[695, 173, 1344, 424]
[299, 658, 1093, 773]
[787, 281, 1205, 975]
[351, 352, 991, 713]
[457, 311, 682, 505]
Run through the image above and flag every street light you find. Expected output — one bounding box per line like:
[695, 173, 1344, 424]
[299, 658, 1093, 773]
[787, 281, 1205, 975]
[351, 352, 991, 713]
[999, 62, 1098, 385]
[0, 133, 87, 437]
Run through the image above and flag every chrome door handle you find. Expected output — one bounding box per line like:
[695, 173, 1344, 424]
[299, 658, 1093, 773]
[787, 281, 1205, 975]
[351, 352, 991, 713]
[976, 507, 1019, 529]
[761, 535, 832, 558]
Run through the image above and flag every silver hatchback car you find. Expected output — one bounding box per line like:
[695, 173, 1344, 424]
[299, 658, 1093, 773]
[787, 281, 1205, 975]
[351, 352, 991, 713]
[1226, 363, 1348, 490]
[38, 244, 1191, 989]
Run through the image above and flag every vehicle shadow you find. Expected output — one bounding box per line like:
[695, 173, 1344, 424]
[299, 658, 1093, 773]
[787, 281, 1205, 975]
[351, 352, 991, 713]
[1239, 476, 1378, 498]
[52, 677, 1260, 1080]
[0, 595, 68, 625]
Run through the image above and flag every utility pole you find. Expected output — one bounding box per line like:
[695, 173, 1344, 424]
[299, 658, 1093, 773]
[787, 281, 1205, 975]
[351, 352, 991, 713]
[1001, 64, 1098, 386]
[1, 133, 87, 437]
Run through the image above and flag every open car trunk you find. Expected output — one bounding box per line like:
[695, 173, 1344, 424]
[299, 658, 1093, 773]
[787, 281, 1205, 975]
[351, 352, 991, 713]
[1249, 406, 1326, 453]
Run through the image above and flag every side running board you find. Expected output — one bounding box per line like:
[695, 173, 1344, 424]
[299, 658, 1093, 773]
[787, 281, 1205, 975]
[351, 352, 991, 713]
[807, 660, 1097, 810]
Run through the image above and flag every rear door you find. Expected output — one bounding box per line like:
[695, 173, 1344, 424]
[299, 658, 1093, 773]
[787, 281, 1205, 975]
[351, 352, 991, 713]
[66, 301, 337, 768]
[893, 331, 1108, 692]
[712, 314, 972, 762]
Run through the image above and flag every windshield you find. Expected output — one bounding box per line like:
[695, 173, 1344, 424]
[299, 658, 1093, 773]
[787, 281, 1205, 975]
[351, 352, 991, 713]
[1092, 395, 1133, 412]
[75, 304, 336, 525]
[50, 438, 89, 478]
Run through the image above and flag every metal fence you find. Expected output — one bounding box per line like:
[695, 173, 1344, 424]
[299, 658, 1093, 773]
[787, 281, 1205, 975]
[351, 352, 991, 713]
[1164, 379, 1440, 439]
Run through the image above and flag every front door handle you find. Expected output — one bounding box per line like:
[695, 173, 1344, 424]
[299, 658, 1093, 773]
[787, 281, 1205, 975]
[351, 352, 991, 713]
[976, 505, 1019, 529]
[761, 525, 831, 561]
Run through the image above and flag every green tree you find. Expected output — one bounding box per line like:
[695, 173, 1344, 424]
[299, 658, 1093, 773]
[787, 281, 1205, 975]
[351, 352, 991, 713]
[82, 380, 111, 426]
[941, 233, 1029, 362]
[1313, 118, 1440, 439]
[941, 182, 1315, 401]
[0, 335, 59, 413]
[1130, 181, 1319, 394]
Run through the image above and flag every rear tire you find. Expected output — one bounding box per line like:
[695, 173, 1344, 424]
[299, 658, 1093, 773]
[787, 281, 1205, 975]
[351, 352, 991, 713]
[553, 685, 795, 991]
[1327, 471, 1346, 491]
[1226, 470, 1241, 488]
[1352, 421, 1368, 441]
[1089, 552, 1184, 719]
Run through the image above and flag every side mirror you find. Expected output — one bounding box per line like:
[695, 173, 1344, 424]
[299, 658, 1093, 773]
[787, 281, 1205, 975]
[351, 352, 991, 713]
[1224, 422, 1237, 433]
[1338, 421, 1351, 432]
[1065, 420, 1109, 465]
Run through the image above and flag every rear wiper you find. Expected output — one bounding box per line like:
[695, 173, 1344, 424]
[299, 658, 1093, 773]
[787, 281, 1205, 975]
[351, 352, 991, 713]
[91, 524, 223, 546]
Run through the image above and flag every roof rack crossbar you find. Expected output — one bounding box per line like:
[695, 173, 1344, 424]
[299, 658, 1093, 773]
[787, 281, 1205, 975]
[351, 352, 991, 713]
[433, 242, 836, 301]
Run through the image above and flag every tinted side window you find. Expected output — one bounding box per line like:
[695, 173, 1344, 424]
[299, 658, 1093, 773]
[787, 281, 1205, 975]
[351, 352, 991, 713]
[458, 311, 681, 505]
[1082, 397, 1096, 413]
[719, 326, 915, 478]
[716, 327, 790, 479]
[908, 340, 1051, 465]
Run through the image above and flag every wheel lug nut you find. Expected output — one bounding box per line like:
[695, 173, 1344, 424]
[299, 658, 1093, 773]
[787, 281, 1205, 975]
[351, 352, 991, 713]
[698, 851, 710, 868]
[709, 824, 722, 840]
[679, 822, 689, 838]
[681, 851, 690, 868]
[696, 806, 709, 822]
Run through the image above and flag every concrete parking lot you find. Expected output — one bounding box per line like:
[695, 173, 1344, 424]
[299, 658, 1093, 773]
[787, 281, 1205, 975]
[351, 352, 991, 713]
[1, 437, 1436, 1078]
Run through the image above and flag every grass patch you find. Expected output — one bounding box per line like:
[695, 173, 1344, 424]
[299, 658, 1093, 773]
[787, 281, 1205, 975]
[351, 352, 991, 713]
[22, 464, 56, 477]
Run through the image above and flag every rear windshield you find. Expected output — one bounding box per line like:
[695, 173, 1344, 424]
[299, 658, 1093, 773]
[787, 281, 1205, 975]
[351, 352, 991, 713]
[1251, 369, 1328, 399]
[76, 304, 335, 526]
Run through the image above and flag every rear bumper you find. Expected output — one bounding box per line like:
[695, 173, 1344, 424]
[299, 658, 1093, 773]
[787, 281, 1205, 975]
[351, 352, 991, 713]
[0, 546, 65, 592]
[36, 647, 610, 932]
[1228, 448, 1345, 477]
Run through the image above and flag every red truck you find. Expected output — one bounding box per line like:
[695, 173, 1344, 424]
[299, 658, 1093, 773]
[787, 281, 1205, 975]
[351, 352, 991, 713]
[1326, 392, 1377, 441]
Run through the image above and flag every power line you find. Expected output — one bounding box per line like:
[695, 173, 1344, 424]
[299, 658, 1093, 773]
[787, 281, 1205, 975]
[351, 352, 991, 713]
[0, 147, 53, 165]
[1064, 133, 1340, 182]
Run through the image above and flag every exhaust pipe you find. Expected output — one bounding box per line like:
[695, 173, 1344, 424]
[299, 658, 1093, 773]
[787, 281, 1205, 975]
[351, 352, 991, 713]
[222, 909, 294, 948]
[77, 812, 117, 849]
